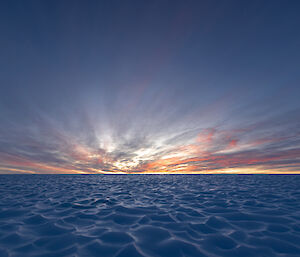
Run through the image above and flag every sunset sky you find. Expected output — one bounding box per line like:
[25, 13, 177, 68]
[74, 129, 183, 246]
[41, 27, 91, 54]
[0, 0, 300, 174]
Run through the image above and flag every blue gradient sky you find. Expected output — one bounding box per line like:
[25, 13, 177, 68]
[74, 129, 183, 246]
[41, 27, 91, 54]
[0, 0, 300, 174]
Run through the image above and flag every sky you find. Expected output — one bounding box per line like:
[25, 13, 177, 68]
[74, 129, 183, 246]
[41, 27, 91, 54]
[0, 0, 300, 174]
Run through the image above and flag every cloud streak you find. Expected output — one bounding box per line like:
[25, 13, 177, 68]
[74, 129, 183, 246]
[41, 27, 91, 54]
[0, 101, 299, 174]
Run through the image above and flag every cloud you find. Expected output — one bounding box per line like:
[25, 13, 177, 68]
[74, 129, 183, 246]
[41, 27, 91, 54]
[0, 84, 299, 174]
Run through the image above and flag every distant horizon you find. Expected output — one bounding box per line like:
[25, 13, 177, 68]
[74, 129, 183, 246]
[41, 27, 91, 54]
[1, 172, 300, 175]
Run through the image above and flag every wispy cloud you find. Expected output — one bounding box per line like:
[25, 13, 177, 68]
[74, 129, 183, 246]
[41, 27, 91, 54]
[0, 103, 299, 174]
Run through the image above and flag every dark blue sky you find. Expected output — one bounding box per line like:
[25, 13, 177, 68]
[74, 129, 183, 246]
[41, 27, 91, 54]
[0, 0, 300, 174]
